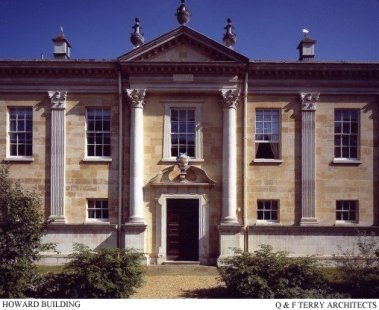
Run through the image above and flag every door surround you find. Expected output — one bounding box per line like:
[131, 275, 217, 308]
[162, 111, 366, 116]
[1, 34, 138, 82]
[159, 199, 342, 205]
[156, 193, 210, 264]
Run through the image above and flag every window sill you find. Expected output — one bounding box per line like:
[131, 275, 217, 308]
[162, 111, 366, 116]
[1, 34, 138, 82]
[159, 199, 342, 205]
[255, 221, 280, 225]
[253, 159, 283, 164]
[160, 158, 205, 164]
[84, 220, 110, 224]
[82, 157, 112, 163]
[332, 158, 361, 165]
[4, 157, 34, 162]
[335, 221, 358, 226]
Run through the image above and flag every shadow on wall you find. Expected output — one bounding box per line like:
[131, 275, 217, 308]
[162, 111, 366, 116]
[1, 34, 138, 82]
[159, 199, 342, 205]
[283, 99, 302, 225]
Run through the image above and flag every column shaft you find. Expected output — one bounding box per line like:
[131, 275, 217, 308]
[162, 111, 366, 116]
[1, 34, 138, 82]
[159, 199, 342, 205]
[127, 89, 146, 224]
[220, 89, 240, 224]
[129, 105, 144, 222]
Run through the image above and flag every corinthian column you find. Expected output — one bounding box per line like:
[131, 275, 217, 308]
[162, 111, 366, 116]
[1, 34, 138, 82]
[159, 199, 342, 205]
[300, 92, 319, 225]
[220, 89, 240, 224]
[126, 89, 146, 224]
[48, 91, 67, 224]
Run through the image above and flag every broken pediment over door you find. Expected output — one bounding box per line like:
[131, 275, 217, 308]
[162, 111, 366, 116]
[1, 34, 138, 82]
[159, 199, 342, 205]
[149, 164, 216, 187]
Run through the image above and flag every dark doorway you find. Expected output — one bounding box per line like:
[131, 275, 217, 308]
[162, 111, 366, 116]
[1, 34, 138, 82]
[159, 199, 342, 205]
[167, 199, 199, 261]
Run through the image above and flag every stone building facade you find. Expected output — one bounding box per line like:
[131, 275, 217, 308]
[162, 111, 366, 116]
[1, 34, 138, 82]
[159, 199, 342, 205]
[0, 2, 378, 264]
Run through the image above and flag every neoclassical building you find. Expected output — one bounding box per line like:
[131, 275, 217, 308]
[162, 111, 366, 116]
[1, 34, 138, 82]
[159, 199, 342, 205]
[1, 2, 378, 265]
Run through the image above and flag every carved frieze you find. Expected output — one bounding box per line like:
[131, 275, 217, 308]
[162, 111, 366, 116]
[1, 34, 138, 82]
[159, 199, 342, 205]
[221, 89, 240, 109]
[48, 91, 67, 109]
[126, 89, 146, 108]
[300, 92, 320, 111]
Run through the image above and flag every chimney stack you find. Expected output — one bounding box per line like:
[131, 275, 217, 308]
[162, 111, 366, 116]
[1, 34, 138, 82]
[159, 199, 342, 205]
[52, 27, 71, 60]
[297, 29, 316, 61]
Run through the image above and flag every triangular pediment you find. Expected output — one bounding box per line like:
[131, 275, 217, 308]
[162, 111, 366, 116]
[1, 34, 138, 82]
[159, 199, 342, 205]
[118, 26, 248, 63]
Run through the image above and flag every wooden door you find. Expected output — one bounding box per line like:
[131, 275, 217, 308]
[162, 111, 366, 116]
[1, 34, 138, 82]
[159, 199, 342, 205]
[167, 199, 199, 261]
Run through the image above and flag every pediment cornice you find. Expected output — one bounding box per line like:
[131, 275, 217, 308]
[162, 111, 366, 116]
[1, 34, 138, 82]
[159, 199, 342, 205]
[118, 26, 249, 63]
[120, 61, 246, 75]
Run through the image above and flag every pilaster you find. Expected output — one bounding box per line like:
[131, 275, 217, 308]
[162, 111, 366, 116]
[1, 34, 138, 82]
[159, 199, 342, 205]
[300, 92, 319, 226]
[48, 91, 67, 224]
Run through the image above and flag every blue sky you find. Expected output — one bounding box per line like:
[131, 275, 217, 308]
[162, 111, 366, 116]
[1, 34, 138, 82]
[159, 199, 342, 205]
[0, 0, 378, 61]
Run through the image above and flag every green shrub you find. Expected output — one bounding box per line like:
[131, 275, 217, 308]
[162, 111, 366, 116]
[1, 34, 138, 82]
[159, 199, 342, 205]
[33, 244, 145, 298]
[333, 231, 379, 298]
[0, 165, 52, 298]
[218, 245, 334, 298]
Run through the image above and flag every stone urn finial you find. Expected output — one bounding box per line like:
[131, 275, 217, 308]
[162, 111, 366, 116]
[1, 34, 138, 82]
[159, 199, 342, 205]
[177, 153, 190, 182]
[130, 17, 144, 48]
[176, 0, 191, 26]
[223, 18, 237, 49]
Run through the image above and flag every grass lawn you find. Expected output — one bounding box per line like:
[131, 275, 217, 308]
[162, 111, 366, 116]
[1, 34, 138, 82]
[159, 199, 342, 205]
[36, 265, 64, 274]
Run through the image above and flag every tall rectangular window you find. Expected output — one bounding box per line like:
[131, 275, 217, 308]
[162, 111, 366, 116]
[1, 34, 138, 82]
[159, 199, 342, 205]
[255, 109, 280, 159]
[9, 107, 33, 157]
[334, 109, 359, 159]
[87, 199, 109, 220]
[170, 108, 195, 158]
[86, 109, 111, 157]
[257, 200, 279, 221]
[336, 200, 358, 222]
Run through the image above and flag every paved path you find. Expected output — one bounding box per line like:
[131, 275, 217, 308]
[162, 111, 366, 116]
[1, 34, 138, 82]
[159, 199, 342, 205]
[131, 265, 230, 299]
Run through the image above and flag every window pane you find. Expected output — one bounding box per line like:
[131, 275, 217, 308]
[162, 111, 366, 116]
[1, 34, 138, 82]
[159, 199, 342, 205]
[103, 120, 110, 131]
[25, 145, 32, 156]
[350, 111, 358, 122]
[187, 147, 195, 157]
[187, 110, 195, 121]
[171, 110, 178, 121]
[342, 123, 350, 134]
[342, 147, 349, 158]
[179, 123, 186, 132]
[350, 147, 357, 159]
[179, 110, 186, 121]
[187, 134, 195, 145]
[335, 122, 341, 134]
[103, 210, 109, 219]
[103, 145, 111, 156]
[95, 145, 102, 156]
[88, 210, 94, 218]
[187, 123, 195, 133]
[171, 123, 178, 133]
[171, 134, 178, 144]
[88, 145, 94, 156]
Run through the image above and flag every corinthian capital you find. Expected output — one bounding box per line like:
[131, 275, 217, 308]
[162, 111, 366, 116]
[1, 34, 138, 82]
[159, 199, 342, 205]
[300, 92, 320, 111]
[221, 89, 240, 109]
[126, 89, 146, 108]
[48, 91, 67, 109]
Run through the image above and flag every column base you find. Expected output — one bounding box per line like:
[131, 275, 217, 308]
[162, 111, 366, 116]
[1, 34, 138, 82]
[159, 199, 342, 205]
[123, 222, 149, 265]
[300, 217, 319, 226]
[221, 216, 239, 225]
[217, 223, 243, 265]
[49, 216, 66, 224]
